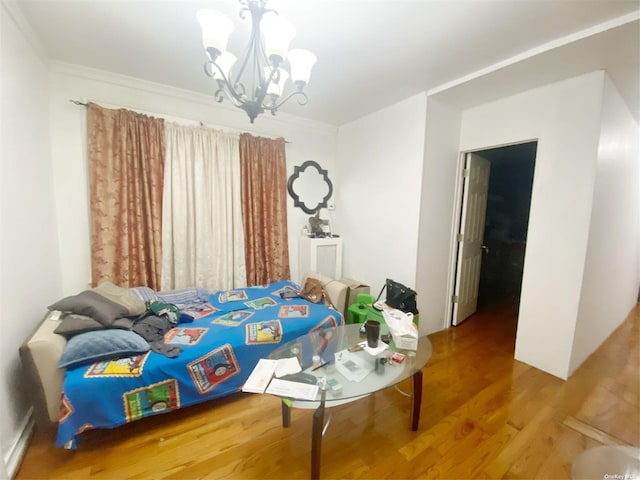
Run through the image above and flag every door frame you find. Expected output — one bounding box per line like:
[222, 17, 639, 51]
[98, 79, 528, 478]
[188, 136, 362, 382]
[445, 139, 538, 329]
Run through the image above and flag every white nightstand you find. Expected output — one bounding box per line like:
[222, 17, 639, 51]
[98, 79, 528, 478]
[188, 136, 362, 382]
[299, 235, 343, 280]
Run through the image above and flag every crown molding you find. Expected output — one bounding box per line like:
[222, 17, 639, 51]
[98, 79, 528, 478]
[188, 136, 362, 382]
[428, 11, 640, 97]
[50, 62, 338, 134]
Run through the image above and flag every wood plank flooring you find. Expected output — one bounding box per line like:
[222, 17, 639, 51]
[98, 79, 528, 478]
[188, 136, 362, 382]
[15, 299, 639, 479]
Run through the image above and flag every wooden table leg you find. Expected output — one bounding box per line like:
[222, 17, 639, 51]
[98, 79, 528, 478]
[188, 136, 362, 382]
[410, 369, 423, 431]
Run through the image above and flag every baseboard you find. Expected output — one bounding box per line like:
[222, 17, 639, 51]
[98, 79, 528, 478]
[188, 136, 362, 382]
[3, 408, 34, 479]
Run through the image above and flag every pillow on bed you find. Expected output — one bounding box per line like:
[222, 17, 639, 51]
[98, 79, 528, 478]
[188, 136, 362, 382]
[54, 314, 134, 338]
[92, 281, 146, 316]
[58, 330, 150, 369]
[130, 286, 158, 304]
[49, 290, 129, 327]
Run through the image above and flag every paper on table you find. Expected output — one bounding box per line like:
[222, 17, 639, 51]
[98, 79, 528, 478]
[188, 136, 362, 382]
[265, 378, 319, 400]
[334, 350, 374, 382]
[242, 358, 278, 393]
[361, 341, 388, 356]
[274, 356, 302, 378]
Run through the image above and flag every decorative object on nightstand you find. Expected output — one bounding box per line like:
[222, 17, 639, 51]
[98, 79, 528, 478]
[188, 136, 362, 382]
[308, 210, 329, 237]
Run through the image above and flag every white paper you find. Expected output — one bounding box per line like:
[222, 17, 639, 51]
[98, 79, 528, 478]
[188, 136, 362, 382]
[242, 359, 278, 393]
[265, 378, 319, 400]
[361, 341, 388, 356]
[334, 350, 374, 382]
[274, 356, 302, 378]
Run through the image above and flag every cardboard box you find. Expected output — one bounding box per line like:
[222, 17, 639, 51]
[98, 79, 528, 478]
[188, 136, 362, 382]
[337, 278, 370, 318]
[303, 274, 370, 322]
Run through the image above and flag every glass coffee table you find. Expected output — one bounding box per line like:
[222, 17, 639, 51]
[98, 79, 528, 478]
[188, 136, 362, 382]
[268, 323, 432, 479]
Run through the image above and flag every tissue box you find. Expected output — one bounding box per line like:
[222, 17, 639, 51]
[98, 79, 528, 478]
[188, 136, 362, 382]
[391, 323, 419, 350]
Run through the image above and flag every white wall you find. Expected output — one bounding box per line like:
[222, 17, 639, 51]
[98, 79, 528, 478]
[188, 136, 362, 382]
[0, 3, 62, 475]
[570, 76, 640, 373]
[459, 71, 605, 379]
[415, 97, 462, 335]
[334, 93, 427, 298]
[48, 63, 338, 294]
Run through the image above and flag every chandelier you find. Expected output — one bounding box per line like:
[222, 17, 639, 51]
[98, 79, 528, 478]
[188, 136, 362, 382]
[197, 0, 317, 123]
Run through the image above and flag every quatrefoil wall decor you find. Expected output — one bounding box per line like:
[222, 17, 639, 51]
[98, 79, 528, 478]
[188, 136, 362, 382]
[287, 160, 333, 215]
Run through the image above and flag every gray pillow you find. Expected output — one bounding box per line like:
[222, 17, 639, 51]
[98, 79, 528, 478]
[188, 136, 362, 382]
[58, 330, 150, 369]
[92, 282, 146, 316]
[49, 290, 128, 327]
[54, 314, 133, 338]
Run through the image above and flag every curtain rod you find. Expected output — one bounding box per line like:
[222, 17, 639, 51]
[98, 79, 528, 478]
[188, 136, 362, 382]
[69, 99, 291, 143]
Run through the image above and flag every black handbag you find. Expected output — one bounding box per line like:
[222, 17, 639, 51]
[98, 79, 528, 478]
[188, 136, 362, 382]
[376, 279, 418, 314]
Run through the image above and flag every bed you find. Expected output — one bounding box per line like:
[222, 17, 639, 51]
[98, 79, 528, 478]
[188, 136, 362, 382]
[20, 279, 342, 449]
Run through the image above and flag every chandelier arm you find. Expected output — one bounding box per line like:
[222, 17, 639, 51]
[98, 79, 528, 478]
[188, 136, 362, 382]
[215, 85, 248, 108]
[214, 86, 225, 103]
[204, 61, 251, 106]
[255, 64, 281, 108]
[271, 89, 309, 110]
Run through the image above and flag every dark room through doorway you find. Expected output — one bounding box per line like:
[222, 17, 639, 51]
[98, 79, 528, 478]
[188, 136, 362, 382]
[476, 141, 537, 308]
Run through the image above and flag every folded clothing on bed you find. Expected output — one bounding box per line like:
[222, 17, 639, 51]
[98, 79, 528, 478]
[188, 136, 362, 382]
[131, 286, 213, 322]
[157, 287, 209, 307]
[132, 315, 182, 358]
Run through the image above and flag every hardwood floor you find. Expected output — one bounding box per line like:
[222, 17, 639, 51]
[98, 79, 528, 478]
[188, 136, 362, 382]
[16, 300, 639, 479]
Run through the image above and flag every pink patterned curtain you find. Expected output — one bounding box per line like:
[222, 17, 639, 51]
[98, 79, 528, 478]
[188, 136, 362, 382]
[87, 103, 165, 289]
[239, 133, 291, 285]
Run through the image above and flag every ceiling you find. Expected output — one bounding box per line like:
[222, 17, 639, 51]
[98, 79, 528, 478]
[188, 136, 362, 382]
[14, 0, 640, 126]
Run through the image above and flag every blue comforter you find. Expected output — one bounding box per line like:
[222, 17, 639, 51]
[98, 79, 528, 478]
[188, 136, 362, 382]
[57, 280, 342, 448]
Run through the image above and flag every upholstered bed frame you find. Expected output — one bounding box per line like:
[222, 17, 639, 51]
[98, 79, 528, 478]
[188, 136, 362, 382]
[20, 311, 66, 431]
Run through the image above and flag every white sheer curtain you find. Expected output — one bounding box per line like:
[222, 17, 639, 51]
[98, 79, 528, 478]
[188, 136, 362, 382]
[161, 123, 246, 291]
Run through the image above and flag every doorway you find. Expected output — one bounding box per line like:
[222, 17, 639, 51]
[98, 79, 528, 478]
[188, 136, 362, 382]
[451, 141, 537, 326]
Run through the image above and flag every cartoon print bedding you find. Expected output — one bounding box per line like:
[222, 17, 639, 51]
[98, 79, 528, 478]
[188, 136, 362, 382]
[57, 280, 342, 448]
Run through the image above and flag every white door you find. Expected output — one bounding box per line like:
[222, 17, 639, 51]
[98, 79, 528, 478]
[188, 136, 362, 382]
[452, 152, 491, 326]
